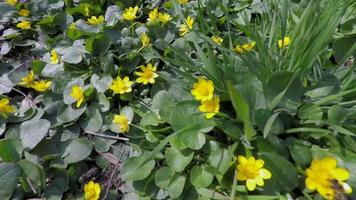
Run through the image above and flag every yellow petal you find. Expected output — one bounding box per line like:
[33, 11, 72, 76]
[340, 182, 352, 194]
[331, 168, 350, 181]
[259, 168, 272, 179]
[322, 157, 337, 169]
[256, 159, 264, 168]
[247, 156, 256, 163]
[255, 176, 264, 186]
[305, 178, 316, 191]
[0, 98, 9, 104]
[94, 183, 101, 195]
[237, 172, 246, 181]
[246, 179, 256, 191]
[238, 156, 247, 164]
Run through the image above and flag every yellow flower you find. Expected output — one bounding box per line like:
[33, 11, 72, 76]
[69, 23, 76, 30]
[147, 8, 159, 24]
[84, 181, 101, 200]
[110, 76, 133, 95]
[179, 16, 194, 36]
[113, 114, 129, 133]
[31, 80, 51, 92]
[135, 63, 159, 85]
[234, 42, 256, 53]
[237, 156, 272, 191]
[191, 77, 214, 101]
[50, 50, 59, 64]
[83, 4, 90, 16]
[5, 0, 17, 6]
[18, 70, 34, 88]
[211, 36, 223, 45]
[158, 13, 172, 25]
[70, 85, 85, 108]
[87, 16, 105, 25]
[0, 98, 16, 118]
[18, 9, 30, 17]
[122, 6, 139, 21]
[16, 21, 31, 30]
[179, 0, 189, 4]
[199, 96, 220, 118]
[140, 33, 150, 48]
[305, 157, 352, 200]
[278, 37, 291, 48]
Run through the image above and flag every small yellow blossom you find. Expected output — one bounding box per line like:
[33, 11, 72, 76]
[110, 76, 133, 95]
[69, 23, 76, 30]
[50, 50, 59, 64]
[0, 98, 16, 118]
[83, 4, 90, 16]
[158, 12, 172, 25]
[211, 36, 223, 45]
[179, 16, 194, 36]
[122, 6, 139, 21]
[31, 80, 51, 92]
[234, 42, 256, 53]
[70, 85, 85, 108]
[305, 157, 352, 200]
[84, 181, 101, 200]
[135, 63, 159, 85]
[18, 9, 30, 17]
[191, 77, 214, 101]
[5, 0, 17, 6]
[278, 37, 291, 48]
[87, 15, 105, 25]
[199, 96, 220, 118]
[113, 114, 129, 133]
[140, 33, 150, 48]
[147, 8, 159, 24]
[16, 21, 31, 30]
[19, 70, 34, 88]
[237, 156, 272, 191]
[179, 0, 189, 4]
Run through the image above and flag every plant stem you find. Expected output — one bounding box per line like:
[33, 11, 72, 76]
[85, 131, 129, 141]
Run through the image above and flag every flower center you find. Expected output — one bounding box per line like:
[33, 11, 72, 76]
[142, 70, 153, 79]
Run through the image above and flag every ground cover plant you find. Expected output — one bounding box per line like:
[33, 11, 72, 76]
[0, 0, 356, 199]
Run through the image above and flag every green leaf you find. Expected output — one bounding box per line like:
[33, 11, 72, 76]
[105, 5, 122, 26]
[190, 165, 214, 188]
[165, 147, 194, 173]
[263, 112, 281, 138]
[0, 138, 23, 162]
[43, 177, 66, 200]
[120, 153, 156, 181]
[298, 104, 323, 120]
[260, 153, 298, 192]
[0, 163, 21, 200]
[20, 119, 50, 150]
[328, 105, 346, 124]
[167, 174, 186, 199]
[31, 60, 46, 74]
[90, 74, 112, 93]
[80, 106, 103, 132]
[61, 138, 93, 164]
[227, 81, 255, 140]
[290, 144, 312, 167]
[61, 47, 83, 64]
[154, 167, 175, 189]
[205, 141, 231, 176]
[19, 159, 46, 189]
[93, 137, 114, 153]
[57, 104, 87, 124]
[169, 101, 214, 150]
[85, 34, 111, 56]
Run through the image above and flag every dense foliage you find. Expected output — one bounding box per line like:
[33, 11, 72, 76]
[0, 0, 356, 199]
